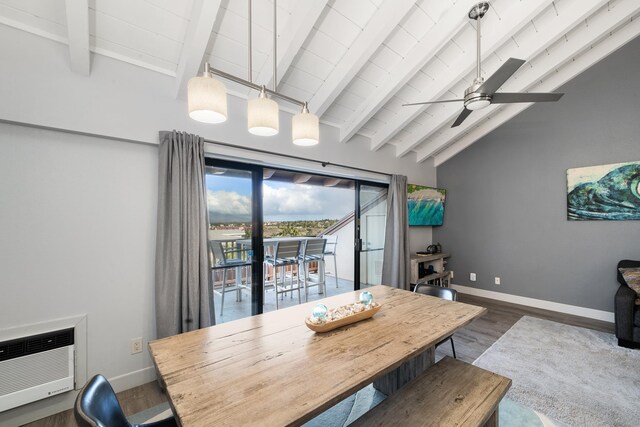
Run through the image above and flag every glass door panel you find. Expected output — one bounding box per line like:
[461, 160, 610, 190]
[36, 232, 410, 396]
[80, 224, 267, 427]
[356, 184, 388, 289]
[206, 165, 256, 324]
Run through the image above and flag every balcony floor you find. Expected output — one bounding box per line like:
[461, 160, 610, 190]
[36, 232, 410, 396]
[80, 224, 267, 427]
[214, 275, 357, 324]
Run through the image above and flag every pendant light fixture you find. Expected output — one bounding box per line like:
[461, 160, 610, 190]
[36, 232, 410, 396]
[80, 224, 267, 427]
[292, 102, 319, 146]
[248, 86, 279, 136]
[188, 62, 227, 124]
[186, 0, 319, 145]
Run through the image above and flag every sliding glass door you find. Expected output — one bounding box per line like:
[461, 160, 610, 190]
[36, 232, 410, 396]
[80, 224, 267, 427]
[205, 161, 263, 324]
[355, 183, 388, 289]
[206, 157, 388, 321]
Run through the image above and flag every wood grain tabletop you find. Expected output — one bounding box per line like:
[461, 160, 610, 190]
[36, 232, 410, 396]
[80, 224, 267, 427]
[149, 285, 486, 427]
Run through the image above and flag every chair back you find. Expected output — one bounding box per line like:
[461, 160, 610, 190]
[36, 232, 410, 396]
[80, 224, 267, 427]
[74, 374, 129, 427]
[617, 259, 640, 286]
[322, 235, 338, 254]
[209, 241, 228, 265]
[302, 238, 326, 258]
[414, 283, 457, 301]
[274, 240, 301, 262]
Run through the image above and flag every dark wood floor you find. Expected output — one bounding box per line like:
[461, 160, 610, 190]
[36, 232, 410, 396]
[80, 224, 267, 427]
[24, 294, 614, 427]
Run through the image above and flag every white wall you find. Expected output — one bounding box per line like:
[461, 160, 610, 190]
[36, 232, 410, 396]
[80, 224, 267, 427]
[0, 124, 158, 425]
[0, 24, 436, 424]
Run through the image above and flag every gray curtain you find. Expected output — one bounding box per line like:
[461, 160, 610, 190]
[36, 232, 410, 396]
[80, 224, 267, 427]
[381, 174, 410, 290]
[155, 130, 214, 339]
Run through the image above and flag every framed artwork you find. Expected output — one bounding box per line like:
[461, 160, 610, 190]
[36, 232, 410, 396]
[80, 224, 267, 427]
[407, 184, 446, 226]
[567, 160, 640, 220]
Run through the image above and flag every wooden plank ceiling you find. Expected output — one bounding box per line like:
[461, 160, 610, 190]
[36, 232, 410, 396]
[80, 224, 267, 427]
[1, 0, 638, 165]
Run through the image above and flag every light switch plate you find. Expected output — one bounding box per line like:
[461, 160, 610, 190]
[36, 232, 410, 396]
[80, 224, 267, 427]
[470, 273, 476, 281]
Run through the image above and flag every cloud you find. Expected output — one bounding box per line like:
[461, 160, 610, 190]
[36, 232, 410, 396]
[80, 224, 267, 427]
[207, 190, 251, 222]
[262, 183, 353, 219]
[207, 183, 355, 222]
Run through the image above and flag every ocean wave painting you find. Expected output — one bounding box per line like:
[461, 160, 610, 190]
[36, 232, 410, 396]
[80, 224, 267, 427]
[567, 160, 640, 221]
[408, 185, 446, 226]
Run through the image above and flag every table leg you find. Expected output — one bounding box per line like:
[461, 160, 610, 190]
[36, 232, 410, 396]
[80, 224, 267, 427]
[484, 407, 499, 427]
[372, 346, 435, 395]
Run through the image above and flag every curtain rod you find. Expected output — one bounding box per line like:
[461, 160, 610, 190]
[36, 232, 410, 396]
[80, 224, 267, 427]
[203, 138, 392, 177]
[0, 118, 393, 178]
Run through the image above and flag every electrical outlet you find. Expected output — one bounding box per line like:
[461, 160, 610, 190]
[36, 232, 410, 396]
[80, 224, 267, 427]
[131, 337, 143, 354]
[495, 277, 501, 285]
[470, 273, 477, 281]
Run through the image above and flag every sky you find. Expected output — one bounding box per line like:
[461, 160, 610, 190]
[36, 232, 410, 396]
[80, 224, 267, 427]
[206, 174, 355, 222]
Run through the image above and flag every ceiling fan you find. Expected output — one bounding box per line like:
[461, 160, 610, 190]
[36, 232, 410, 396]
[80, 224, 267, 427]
[403, 2, 564, 127]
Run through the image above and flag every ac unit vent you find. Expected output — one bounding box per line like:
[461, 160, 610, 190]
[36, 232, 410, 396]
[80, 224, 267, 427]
[0, 328, 75, 411]
[0, 328, 74, 362]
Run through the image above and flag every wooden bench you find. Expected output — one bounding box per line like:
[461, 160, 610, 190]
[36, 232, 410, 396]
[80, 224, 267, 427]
[351, 356, 511, 427]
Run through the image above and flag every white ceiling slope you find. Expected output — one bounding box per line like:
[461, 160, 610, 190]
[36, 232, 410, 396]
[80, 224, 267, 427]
[1, 0, 639, 164]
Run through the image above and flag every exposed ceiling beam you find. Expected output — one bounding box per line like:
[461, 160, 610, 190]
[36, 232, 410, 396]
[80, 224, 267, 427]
[174, 0, 222, 98]
[338, 0, 474, 144]
[323, 178, 341, 187]
[64, 0, 90, 76]
[309, 0, 415, 116]
[408, 0, 610, 159]
[368, 0, 554, 152]
[254, 0, 328, 92]
[263, 168, 276, 179]
[293, 174, 312, 183]
[433, 9, 640, 166]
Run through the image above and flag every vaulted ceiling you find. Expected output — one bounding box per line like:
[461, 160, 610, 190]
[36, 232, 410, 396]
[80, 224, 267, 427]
[1, 0, 639, 165]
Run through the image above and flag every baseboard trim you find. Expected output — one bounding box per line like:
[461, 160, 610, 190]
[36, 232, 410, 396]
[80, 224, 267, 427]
[451, 284, 615, 323]
[110, 366, 157, 393]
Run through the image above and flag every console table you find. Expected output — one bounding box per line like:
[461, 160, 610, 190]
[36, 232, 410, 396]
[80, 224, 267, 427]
[410, 253, 451, 287]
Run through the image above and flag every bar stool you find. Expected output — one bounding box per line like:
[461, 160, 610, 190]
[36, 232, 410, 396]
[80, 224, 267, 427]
[299, 238, 327, 302]
[264, 240, 301, 309]
[209, 241, 247, 316]
[322, 235, 339, 288]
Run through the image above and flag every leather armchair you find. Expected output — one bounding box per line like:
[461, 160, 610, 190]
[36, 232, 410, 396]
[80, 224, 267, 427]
[614, 260, 640, 349]
[75, 374, 177, 427]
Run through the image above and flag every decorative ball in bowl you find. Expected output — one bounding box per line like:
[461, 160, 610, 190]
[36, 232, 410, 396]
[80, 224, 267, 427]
[305, 294, 381, 333]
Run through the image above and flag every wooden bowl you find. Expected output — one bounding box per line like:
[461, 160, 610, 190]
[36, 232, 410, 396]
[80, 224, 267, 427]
[305, 303, 381, 333]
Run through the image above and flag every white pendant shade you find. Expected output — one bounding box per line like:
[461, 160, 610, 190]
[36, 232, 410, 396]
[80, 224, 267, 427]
[248, 94, 279, 136]
[188, 75, 228, 123]
[292, 110, 319, 146]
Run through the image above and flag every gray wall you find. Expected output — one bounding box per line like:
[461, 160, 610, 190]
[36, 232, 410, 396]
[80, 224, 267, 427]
[434, 36, 640, 313]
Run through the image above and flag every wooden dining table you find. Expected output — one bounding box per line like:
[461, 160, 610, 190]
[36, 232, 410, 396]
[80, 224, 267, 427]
[148, 285, 486, 426]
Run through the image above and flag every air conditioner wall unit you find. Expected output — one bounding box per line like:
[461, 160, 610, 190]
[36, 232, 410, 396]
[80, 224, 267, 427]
[0, 328, 75, 412]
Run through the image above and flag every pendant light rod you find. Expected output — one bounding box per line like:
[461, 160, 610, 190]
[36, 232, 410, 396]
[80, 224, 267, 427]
[248, 0, 252, 82]
[476, 4, 481, 79]
[205, 63, 306, 107]
[273, 0, 277, 91]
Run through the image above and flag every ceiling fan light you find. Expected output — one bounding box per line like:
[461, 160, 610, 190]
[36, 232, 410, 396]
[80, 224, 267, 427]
[188, 74, 228, 124]
[465, 98, 491, 111]
[248, 89, 279, 136]
[292, 104, 319, 146]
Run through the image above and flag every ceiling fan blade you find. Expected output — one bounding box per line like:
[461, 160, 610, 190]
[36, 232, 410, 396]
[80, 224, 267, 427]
[478, 58, 526, 95]
[451, 108, 473, 127]
[491, 92, 564, 103]
[402, 99, 464, 107]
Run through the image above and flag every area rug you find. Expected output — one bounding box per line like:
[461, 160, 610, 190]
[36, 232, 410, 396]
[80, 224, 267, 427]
[474, 316, 640, 427]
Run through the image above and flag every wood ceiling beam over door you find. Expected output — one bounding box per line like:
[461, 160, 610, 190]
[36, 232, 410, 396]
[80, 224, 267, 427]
[370, 0, 554, 152]
[309, 0, 415, 117]
[432, 2, 640, 166]
[174, 0, 222, 98]
[338, 1, 473, 145]
[253, 0, 328, 92]
[415, 0, 618, 162]
[403, 0, 609, 160]
[64, 0, 90, 76]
